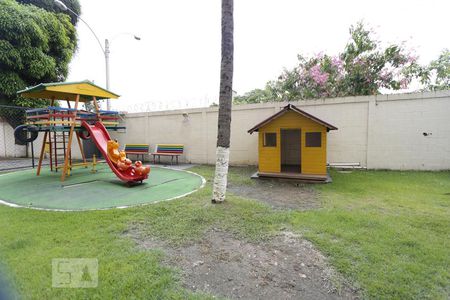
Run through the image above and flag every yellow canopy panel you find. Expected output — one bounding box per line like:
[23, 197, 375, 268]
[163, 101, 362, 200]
[17, 80, 120, 102]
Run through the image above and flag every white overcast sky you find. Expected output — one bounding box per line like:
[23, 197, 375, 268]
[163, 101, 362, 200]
[67, 0, 450, 112]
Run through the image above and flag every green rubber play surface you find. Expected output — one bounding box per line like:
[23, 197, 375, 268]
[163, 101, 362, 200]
[0, 165, 203, 210]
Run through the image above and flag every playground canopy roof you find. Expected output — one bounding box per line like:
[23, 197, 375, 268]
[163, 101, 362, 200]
[17, 80, 120, 102]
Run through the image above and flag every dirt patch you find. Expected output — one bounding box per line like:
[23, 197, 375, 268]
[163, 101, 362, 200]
[130, 229, 359, 299]
[228, 180, 320, 210]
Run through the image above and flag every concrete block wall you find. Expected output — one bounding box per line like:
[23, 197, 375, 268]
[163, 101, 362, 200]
[114, 90, 450, 170]
[366, 92, 450, 170]
[0, 120, 27, 158]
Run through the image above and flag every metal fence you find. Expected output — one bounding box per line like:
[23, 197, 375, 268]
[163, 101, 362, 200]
[0, 105, 41, 171]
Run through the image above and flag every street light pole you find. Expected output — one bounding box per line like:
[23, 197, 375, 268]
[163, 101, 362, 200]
[105, 38, 111, 110]
[54, 0, 140, 111]
[54, 0, 105, 54]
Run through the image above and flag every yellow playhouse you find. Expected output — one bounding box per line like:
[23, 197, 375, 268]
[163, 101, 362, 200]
[248, 104, 337, 182]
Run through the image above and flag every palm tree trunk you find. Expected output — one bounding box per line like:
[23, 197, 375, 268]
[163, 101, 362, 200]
[212, 0, 234, 203]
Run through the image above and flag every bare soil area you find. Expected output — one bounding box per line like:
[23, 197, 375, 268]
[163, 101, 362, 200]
[228, 179, 320, 210]
[130, 229, 359, 300]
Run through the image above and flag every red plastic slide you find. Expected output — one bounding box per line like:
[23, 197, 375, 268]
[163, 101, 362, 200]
[81, 121, 148, 183]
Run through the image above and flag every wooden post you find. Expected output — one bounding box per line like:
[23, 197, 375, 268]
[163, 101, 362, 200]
[36, 98, 54, 176]
[48, 129, 53, 171]
[36, 131, 48, 176]
[74, 98, 86, 167]
[61, 94, 79, 182]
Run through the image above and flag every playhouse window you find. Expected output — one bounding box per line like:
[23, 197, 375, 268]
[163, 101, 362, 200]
[264, 132, 277, 147]
[306, 132, 321, 147]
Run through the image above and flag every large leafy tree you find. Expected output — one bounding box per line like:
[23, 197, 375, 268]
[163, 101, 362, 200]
[234, 22, 447, 104]
[0, 0, 78, 123]
[212, 0, 234, 203]
[16, 0, 81, 25]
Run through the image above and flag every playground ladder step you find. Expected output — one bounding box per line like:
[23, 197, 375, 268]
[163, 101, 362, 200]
[47, 128, 72, 172]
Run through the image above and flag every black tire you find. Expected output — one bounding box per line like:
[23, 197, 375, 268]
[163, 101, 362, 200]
[28, 125, 39, 132]
[14, 125, 39, 143]
[78, 130, 91, 140]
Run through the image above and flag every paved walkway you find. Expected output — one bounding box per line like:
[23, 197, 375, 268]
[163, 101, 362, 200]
[0, 158, 47, 171]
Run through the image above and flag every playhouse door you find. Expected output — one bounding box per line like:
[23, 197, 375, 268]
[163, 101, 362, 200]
[280, 129, 301, 173]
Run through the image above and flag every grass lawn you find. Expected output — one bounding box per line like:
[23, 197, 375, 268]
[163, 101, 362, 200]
[0, 166, 449, 299]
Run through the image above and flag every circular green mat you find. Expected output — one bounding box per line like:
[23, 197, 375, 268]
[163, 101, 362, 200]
[0, 165, 204, 210]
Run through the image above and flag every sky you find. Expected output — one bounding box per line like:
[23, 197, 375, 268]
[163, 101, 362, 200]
[67, 0, 450, 112]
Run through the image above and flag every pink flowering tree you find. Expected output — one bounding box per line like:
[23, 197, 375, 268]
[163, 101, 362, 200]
[234, 22, 425, 103]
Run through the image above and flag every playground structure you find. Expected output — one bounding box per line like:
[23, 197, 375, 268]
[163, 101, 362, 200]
[15, 80, 150, 183]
